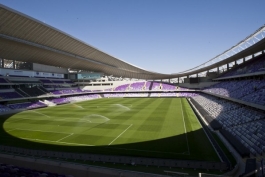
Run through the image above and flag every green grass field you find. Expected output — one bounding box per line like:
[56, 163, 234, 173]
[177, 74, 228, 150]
[1, 98, 219, 161]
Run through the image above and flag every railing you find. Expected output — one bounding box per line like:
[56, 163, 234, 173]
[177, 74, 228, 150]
[173, 25, 265, 75]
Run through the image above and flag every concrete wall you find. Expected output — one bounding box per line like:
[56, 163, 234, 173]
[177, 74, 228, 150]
[0, 153, 169, 177]
[179, 82, 218, 89]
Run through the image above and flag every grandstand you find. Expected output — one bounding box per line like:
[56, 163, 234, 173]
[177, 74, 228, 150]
[1, 3, 265, 177]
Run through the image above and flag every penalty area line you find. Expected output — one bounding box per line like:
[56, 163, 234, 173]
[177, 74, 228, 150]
[21, 137, 94, 146]
[57, 118, 91, 123]
[28, 110, 50, 118]
[6, 128, 70, 134]
[108, 124, 133, 145]
[57, 133, 74, 142]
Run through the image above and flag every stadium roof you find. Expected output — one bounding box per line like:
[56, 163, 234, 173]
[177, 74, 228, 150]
[1, 4, 265, 80]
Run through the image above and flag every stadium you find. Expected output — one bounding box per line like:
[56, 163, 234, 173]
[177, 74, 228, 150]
[0, 3, 265, 177]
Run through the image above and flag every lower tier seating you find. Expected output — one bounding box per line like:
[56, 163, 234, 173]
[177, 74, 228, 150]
[0, 163, 71, 177]
[191, 93, 265, 156]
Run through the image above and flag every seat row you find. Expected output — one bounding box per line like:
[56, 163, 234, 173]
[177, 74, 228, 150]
[191, 93, 265, 156]
[203, 79, 265, 106]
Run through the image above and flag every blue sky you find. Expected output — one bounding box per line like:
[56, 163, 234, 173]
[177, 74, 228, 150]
[1, 0, 265, 74]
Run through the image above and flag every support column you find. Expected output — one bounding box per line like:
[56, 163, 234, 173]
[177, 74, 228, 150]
[13, 60, 15, 69]
[217, 67, 219, 74]
[227, 63, 229, 70]
[243, 58, 245, 63]
[196, 73, 198, 78]
[1, 58, 4, 68]
[178, 77, 179, 83]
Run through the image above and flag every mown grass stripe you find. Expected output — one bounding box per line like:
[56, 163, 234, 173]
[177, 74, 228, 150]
[180, 98, 190, 154]
[1, 98, 219, 161]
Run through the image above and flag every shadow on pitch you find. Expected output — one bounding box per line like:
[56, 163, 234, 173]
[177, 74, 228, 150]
[0, 112, 217, 161]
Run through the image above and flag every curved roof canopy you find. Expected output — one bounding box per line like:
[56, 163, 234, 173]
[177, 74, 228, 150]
[1, 4, 265, 79]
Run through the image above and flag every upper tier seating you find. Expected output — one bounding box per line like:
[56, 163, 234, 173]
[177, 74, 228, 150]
[129, 82, 145, 91]
[117, 81, 152, 91]
[203, 79, 265, 106]
[114, 84, 129, 91]
[151, 82, 161, 90]
[161, 83, 176, 90]
[50, 88, 88, 95]
[58, 89, 76, 94]
[17, 87, 49, 97]
[241, 88, 265, 105]
[145, 81, 152, 90]
[220, 55, 265, 77]
[0, 92, 22, 99]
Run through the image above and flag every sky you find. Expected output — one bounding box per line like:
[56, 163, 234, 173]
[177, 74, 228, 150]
[1, 0, 265, 74]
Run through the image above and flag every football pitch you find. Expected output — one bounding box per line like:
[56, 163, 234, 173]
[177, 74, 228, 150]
[1, 98, 219, 161]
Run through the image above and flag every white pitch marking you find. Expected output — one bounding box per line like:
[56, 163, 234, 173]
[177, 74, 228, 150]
[106, 123, 131, 126]
[57, 133, 74, 142]
[28, 110, 50, 118]
[6, 128, 17, 132]
[188, 99, 223, 161]
[71, 104, 84, 109]
[5, 117, 36, 123]
[7, 128, 70, 134]
[6, 117, 50, 123]
[180, 99, 190, 155]
[21, 137, 94, 146]
[6, 117, 62, 124]
[108, 124, 133, 145]
[57, 118, 91, 123]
